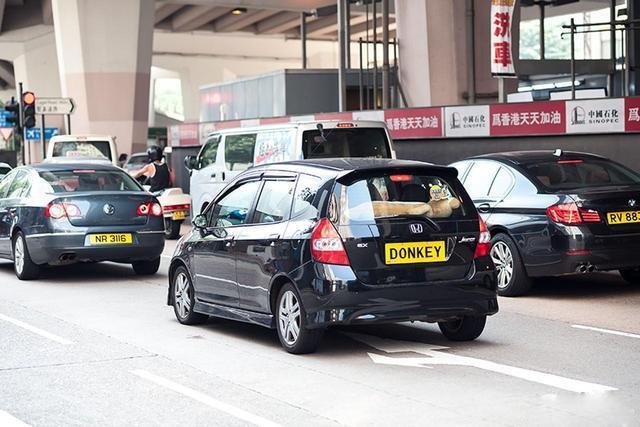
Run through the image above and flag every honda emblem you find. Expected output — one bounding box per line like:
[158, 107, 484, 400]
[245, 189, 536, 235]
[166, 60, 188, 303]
[409, 223, 423, 234]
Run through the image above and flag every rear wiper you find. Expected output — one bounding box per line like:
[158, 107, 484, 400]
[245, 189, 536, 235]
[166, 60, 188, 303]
[377, 214, 441, 231]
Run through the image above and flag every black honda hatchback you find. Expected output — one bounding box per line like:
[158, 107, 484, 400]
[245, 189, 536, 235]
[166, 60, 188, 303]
[168, 159, 497, 353]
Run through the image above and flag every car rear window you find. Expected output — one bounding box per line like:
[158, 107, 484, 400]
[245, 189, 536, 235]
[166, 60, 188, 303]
[302, 128, 390, 159]
[38, 169, 142, 193]
[524, 159, 640, 190]
[337, 173, 470, 225]
[52, 141, 112, 160]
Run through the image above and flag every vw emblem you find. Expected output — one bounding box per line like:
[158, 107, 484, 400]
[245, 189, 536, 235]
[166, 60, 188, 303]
[629, 199, 637, 208]
[103, 204, 115, 215]
[409, 223, 423, 234]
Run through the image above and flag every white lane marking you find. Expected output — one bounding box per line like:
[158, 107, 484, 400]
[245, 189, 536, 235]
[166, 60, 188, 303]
[347, 333, 617, 394]
[130, 370, 282, 427]
[0, 313, 73, 345]
[0, 410, 30, 426]
[572, 324, 640, 339]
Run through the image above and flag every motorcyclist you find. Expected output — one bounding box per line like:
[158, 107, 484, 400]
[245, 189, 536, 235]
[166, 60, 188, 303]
[130, 145, 171, 193]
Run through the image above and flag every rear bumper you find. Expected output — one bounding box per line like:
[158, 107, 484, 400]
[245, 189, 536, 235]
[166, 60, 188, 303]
[26, 230, 165, 265]
[300, 260, 498, 329]
[525, 227, 640, 276]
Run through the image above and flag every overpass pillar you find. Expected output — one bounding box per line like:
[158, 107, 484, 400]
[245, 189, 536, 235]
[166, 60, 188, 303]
[51, 0, 154, 155]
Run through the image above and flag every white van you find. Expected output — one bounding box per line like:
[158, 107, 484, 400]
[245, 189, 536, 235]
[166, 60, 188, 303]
[185, 120, 396, 214]
[46, 135, 118, 166]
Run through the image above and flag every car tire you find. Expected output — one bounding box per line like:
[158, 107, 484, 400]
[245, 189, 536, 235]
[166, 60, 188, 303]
[276, 283, 323, 354]
[490, 233, 532, 297]
[165, 219, 181, 240]
[171, 266, 207, 325]
[13, 231, 40, 280]
[619, 268, 640, 284]
[132, 257, 161, 275]
[438, 315, 487, 341]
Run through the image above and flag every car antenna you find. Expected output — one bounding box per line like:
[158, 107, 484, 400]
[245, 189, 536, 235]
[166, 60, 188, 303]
[553, 148, 563, 157]
[317, 123, 327, 143]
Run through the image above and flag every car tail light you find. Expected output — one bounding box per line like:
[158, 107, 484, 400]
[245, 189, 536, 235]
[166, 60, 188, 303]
[547, 203, 601, 225]
[163, 204, 191, 212]
[45, 203, 81, 219]
[137, 202, 163, 217]
[310, 218, 350, 265]
[389, 174, 413, 182]
[474, 216, 491, 258]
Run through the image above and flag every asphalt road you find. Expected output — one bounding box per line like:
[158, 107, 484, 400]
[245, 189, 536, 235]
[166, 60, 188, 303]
[1, 236, 640, 426]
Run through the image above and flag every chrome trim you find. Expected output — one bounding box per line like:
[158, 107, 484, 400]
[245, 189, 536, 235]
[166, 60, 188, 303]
[136, 230, 165, 234]
[195, 273, 237, 285]
[25, 232, 86, 239]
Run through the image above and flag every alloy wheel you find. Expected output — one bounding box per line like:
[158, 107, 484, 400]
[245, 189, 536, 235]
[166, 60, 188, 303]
[174, 272, 192, 319]
[14, 237, 24, 275]
[278, 290, 301, 346]
[491, 241, 513, 290]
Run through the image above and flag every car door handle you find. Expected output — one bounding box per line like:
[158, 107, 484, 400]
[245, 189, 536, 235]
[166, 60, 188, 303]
[477, 203, 491, 213]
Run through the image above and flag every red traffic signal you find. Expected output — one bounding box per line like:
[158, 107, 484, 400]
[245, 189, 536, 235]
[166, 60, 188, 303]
[23, 91, 36, 105]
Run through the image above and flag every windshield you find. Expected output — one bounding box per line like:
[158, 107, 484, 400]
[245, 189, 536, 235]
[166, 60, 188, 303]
[52, 141, 112, 160]
[302, 128, 390, 159]
[524, 159, 640, 190]
[38, 169, 142, 193]
[337, 173, 469, 225]
[124, 155, 148, 169]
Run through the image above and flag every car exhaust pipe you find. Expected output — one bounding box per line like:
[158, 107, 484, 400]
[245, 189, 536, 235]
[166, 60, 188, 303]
[59, 253, 76, 262]
[587, 263, 595, 273]
[576, 263, 588, 274]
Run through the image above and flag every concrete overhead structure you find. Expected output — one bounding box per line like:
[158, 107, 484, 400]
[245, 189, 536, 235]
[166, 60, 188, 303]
[51, 0, 155, 155]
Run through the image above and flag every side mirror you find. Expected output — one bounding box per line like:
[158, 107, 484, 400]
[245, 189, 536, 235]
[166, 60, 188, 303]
[184, 155, 197, 171]
[193, 214, 207, 229]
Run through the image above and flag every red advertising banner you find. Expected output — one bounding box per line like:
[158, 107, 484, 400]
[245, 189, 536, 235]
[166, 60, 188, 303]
[624, 97, 640, 132]
[384, 107, 443, 139]
[490, 101, 565, 136]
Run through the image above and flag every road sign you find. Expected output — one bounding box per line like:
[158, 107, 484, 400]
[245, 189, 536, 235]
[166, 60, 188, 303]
[0, 127, 13, 142]
[35, 98, 74, 115]
[0, 110, 11, 127]
[25, 127, 58, 141]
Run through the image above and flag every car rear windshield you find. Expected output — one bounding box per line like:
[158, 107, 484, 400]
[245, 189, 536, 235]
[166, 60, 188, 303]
[38, 169, 142, 193]
[52, 141, 112, 160]
[336, 173, 469, 225]
[302, 128, 390, 159]
[524, 159, 640, 190]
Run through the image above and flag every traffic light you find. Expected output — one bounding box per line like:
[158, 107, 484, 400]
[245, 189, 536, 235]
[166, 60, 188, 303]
[4, 96, 20, 129]
[22, 91, 36, 129]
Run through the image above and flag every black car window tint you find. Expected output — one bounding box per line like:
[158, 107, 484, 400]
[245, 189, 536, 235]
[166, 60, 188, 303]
[291, 174, 322, 219]
[224, 134, 256, 171]
[524, 159, 640, 190]
[488, 167, 514, 198]
[0, 170, 18, 199]
[37, 170, 142, 193]
[210, 180, 261, 227]
[253, 180, 295, 224]
[199, 136, 220, 169]
[6, 170, 29, 198]
[302, 128, 390, 159]
[463, 161, 500, 199]
[52, 141, 111, 160]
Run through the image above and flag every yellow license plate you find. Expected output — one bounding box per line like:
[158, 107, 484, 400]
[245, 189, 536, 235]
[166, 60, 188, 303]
[88, 233, 133, 245]
[172, 211, 187, 220]
[385, 241, 446, 265]
[606, 211, 640, 225]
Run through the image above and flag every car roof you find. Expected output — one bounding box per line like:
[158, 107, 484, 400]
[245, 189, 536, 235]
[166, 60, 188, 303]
[468, 150, 608, 165]
[249, 158, 454, 177]
[206, 120, 387, 137]
[26, 162, 122, 172]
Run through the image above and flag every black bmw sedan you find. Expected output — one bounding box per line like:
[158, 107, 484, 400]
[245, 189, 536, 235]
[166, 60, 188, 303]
[0, 163, 165, 280]
[168, 158, 498, 353]
[451, 150, 640, 296]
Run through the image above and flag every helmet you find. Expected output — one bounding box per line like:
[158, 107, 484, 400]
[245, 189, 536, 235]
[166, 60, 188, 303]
[146, 145, 163, 162]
